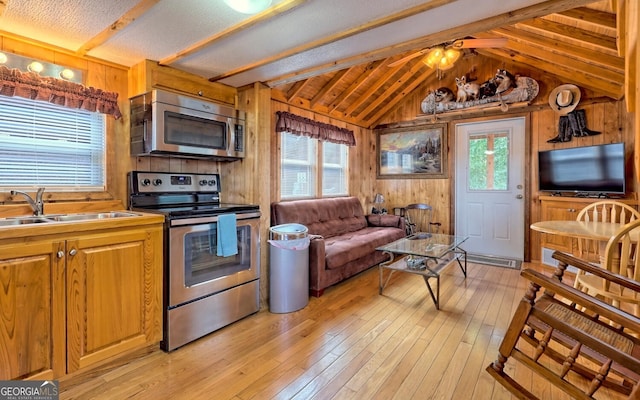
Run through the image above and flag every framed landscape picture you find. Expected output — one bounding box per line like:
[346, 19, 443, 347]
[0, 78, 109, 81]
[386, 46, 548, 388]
[376, 123, 447, 179]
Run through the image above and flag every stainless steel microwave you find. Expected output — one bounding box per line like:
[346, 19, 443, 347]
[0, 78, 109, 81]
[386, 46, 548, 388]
[130, 89, 246, 160]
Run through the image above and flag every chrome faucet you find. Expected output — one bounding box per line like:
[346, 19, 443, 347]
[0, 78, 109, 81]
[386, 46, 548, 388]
[10, 188, 45, 216]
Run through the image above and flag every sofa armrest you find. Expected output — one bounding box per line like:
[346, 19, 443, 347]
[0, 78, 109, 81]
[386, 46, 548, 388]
[366, 214, 405, 230]
[309, 236, 326, 293]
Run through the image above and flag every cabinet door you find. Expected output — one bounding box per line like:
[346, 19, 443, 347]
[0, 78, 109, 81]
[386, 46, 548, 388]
[0, 240, 65, 379]
[66, 228, 162, 372]
[540, 200, 585, 253]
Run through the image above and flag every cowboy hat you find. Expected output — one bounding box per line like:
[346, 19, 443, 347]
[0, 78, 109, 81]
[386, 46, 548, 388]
[548, 84, 581, 115]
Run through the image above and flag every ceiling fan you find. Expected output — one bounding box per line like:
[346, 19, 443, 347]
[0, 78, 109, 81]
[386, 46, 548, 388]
[387, 38, 508, 69]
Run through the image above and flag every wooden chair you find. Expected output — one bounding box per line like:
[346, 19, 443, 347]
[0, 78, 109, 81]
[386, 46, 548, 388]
[575, 201, 640, 264]
[403, 203, 441, 236]
[575, 218, 640, 318]
[486, 251, 640, 399]
[574, 201, 640, 292]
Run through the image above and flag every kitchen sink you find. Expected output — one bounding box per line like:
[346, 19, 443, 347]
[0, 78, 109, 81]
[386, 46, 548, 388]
[0, 212, 142, 226]
[46, 212, 141, 222]
[0, 216, 53, 226]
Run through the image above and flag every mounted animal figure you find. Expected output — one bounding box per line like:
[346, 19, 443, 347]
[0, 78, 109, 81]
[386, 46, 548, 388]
[433, 87, 454, 102]
[421, 74, 539, 114]
[494, 69, 516, 94]
[455, 76, 480, 102]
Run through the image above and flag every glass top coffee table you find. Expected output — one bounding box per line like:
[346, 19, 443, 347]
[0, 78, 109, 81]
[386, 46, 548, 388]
[376, 232, 468, 310]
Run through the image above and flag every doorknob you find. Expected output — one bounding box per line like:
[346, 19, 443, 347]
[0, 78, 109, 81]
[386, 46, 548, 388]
[516, 194, 523, 199]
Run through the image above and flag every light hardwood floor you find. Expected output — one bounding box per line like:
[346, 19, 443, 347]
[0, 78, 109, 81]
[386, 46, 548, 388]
[59, 262, 625, 399]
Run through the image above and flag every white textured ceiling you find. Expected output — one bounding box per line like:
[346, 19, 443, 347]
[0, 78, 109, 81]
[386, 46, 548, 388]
[0, 0, 551, 87]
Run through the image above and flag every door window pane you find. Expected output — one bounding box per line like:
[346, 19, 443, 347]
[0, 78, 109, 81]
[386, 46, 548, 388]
[468, 132, 509, 191]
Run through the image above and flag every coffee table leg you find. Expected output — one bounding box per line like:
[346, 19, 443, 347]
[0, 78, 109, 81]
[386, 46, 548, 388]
[379, 251, 395, 294]
[456, 248, 467, 277]
[423, 275, 440, 310]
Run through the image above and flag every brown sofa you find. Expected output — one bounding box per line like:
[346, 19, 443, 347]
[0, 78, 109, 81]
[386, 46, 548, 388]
[271, 197, 406, 297]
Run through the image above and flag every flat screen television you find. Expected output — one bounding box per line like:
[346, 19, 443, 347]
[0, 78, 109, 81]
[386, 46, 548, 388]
[538, 142, 626, 195]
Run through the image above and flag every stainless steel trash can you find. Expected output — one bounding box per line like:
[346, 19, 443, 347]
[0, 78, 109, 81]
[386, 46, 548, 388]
[269, 223, 310, 313]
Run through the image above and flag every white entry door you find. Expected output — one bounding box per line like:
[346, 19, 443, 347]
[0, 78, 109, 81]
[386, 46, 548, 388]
[455, 117, 526, 260]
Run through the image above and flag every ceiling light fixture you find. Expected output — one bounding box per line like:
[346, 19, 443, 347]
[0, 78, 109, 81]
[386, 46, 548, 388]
[422, 46, 461, 71]
[0, 51, 83, 83]
[224, 0, 272, 14]
[27, 61, 44, 73]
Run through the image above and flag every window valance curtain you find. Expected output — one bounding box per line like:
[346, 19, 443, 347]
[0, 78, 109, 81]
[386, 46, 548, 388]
[276, 111, 356, 146]
[0, 66, 122, 119]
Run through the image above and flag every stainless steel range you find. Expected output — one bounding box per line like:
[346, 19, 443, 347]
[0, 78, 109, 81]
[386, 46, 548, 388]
[128, 171, 260, 351]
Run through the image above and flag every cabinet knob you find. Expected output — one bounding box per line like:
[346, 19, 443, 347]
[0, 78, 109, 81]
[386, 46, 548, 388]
[568, 208, 576, 212]
[69, 248, 77, 256]
[57, 251, 64, 258]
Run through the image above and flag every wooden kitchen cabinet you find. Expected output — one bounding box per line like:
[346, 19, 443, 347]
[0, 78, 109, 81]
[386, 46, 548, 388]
[0, 220, 162, 379]
[0, 240, 65, 380]
[538, 196, 638, 255]
[539, 197, 587, 253]
[65, 227, 162, 373]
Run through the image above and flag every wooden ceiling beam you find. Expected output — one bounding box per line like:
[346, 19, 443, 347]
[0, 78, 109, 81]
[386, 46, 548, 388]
[342, 63, 405, 117]
[477, 48, 624, 99]
[365, 68, 436, 128]
[266, 0, 598, 87]
[555, 7, 617, 30]
[623, 0, 637, 113]
[486, 40, 624, 85]
[486, 27, 624, 72]
[286, 79, 310, 103]
[329, 59, 386, 113]
[616, 0, 626, 57]
[76, 0, 160, 56]
[271, 90, 367, 128]
[160, 0, 308, 66]
[516, 18, 618, 55]
[208, 0, 455, 82]
[310, 69, 350, 109]
[356, 61, 428, 123]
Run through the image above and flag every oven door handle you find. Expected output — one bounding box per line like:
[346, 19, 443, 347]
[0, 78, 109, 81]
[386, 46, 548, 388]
[169, 211, 261, 227]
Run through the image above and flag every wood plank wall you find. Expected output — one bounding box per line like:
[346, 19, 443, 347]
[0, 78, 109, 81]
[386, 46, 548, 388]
[271, 54, 637, 264]
[1, 33, 637, 304]
[375, 55, 637, 262]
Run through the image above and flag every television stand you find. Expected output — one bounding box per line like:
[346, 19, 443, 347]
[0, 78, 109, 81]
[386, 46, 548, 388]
[538, 196, 637, 256]
[574, 192, 611, 199]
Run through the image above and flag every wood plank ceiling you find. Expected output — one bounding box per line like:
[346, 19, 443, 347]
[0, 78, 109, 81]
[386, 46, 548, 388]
[270, 1, 622, 129]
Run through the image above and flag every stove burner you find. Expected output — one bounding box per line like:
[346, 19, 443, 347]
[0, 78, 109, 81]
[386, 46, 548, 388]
[137, 203, 260, 218]
[128, 171, 259, 219]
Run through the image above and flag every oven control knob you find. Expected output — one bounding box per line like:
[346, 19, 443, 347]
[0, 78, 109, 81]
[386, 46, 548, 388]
[141, 178, 151, 186]
[208, 180, 216, 186]
[152, 179, 163, 186]
[199, 180, 207, 186]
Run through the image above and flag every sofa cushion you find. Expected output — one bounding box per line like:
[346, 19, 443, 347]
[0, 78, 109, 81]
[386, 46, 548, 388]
[272, 197, 367, 238]
[324, 226, 404, 270]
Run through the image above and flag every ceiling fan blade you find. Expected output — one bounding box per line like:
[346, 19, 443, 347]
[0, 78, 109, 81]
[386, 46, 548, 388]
[451, 38, 508, 49]
[388, 49, 429, 67]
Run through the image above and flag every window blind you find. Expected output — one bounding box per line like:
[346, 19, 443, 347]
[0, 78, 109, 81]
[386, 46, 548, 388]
[322, 141, 348, 196]
[0, 95, 106, 191]
[281, 133, 316, 198]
